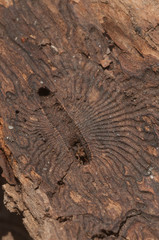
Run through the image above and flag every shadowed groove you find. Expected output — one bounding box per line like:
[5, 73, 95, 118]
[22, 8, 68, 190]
[92, 145, 143, 178]
[80, 102, 148, 128]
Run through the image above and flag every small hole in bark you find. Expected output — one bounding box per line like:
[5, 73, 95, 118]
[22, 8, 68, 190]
[38, 87, 50, 96]
[56, 216, 72, 223]
[135, 26, 142, 35]
[15, 110, 19, 114]
[57, 180, 64, 185]
[73, 141, 89, 165]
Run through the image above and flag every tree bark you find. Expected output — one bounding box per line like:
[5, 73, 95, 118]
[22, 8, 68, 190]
[0, 0, 159, 239]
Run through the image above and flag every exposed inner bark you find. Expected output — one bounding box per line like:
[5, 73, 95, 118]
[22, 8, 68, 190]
[0, 0, 159, 239]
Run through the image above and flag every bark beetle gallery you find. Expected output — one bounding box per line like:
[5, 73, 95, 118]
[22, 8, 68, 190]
[0, 0, 159, 239]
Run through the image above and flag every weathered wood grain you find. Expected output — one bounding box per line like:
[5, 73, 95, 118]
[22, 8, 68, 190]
[0, 0, 159, 239]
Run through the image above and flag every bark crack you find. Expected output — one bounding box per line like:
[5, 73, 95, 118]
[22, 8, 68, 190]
[91, 210, 142, 239]
[57, 160, 74, 186]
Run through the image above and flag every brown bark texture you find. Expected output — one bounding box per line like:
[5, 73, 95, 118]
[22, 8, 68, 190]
[0, 0, 159, 239]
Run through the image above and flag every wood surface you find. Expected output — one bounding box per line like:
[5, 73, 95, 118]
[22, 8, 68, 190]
[0, 0, 159, 239]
